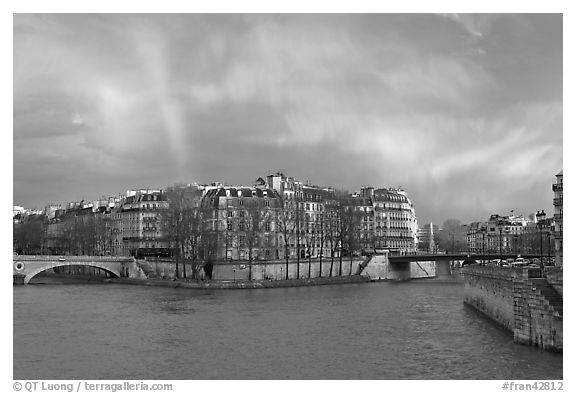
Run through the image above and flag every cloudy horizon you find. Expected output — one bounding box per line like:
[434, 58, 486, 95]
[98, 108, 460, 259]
[13, 13, 562, 225]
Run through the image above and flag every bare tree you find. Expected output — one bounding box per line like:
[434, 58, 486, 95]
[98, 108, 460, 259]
[162, 186, 204, 279]
[243, 197, 266, 280]
[93, 214, 110, 255]
[318, 211, 325, 277]
[279, 197, 296, 280]
[303, 214, 314, 278]
[295, 198, 305, 279]
[437, 219, 468, 253]
[325, 208, 337, 277]
[182, 206, 203, 279]
[13, 214, 45, 255]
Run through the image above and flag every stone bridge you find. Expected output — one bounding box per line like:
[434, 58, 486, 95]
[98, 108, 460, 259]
[13, 255, 134, 284]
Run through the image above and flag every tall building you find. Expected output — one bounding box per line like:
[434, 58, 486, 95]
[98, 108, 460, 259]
[117, 190, 170, 257]
[371, 188, 418, 254]
[467, 221, 486, 254]
[553, 170, 563, 266]
[200, 186, 283, 261]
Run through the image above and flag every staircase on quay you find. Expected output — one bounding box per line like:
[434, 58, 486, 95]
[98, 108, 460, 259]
[530, 278, 563, 317]
[136, 260, 158, 279]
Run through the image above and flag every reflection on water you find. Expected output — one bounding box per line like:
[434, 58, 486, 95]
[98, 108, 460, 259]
[13, 278, 562, 380]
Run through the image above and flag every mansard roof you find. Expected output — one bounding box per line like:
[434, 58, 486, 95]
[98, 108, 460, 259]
[205, 187, 280, 199]
[373, 188, 409, 203]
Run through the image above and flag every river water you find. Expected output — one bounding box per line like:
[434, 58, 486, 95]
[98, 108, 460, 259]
[13, 277, 562, 380]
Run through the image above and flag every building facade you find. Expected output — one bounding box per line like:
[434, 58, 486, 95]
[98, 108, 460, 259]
[200, 186, 283, 262]
[117, 190, 170, 257]
[20, 173, 422, 261]
[553, 170, 563, 266]
[371, 187, 418, 254]
[466, 213, 554, 258]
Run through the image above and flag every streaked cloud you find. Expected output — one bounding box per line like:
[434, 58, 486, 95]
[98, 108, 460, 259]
[13, 14, 562, 224]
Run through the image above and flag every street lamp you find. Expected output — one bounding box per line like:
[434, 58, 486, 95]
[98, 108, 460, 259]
[547, 232, 551, 265]
[536, 210, 546, 272]
[480, 228, 486, 266]
[498, 222, 503, 262]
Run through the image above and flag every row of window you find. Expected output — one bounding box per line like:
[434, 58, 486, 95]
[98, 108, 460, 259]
[226, 221, 273, 231]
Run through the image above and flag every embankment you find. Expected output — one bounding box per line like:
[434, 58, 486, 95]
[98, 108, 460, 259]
[462, 265, 562, 352]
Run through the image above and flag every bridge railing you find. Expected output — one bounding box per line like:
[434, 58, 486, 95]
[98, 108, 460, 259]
[13, 255, 134, 262]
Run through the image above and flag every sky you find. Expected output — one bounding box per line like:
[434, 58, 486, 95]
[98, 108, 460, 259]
[13, 13, 563, 225]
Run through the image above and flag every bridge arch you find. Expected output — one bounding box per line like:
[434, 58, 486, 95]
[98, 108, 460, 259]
[22, 261, 121, 284]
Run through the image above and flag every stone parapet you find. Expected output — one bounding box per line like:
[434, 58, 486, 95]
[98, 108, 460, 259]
[14, 255, 133, 262]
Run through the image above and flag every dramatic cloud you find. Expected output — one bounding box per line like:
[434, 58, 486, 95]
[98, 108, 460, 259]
[13, 14, 562, 225]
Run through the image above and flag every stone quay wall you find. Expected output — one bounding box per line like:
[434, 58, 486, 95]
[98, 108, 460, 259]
[513, 279, 563, 351]
[462, 265, 562, 352]
[138, 255, 437, 281]
[138, 257, 364, 281]
[111, 274, 370, 289]
[212, 258, 363, 281]
[462, 265, 517, 331]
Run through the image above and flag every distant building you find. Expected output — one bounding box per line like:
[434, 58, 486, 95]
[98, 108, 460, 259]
[467, 221, 487, 254]
[553, 170, 563, 266]
[25, 173, 423, 260]
[466, 212, 553, 257]
[13, 206, 25, 217]
[44, 204, 62, 220]
[13, 205, 44, 223]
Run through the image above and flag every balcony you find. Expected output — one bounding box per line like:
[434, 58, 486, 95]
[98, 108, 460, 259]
[553, 197, 563, 206]
[552, 183, 562, 192]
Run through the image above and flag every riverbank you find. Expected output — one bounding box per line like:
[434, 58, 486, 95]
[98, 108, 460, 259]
[106, 274, 370, 289]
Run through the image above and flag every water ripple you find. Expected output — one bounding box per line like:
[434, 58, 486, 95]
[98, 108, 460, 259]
[13, 280, 562, 380]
